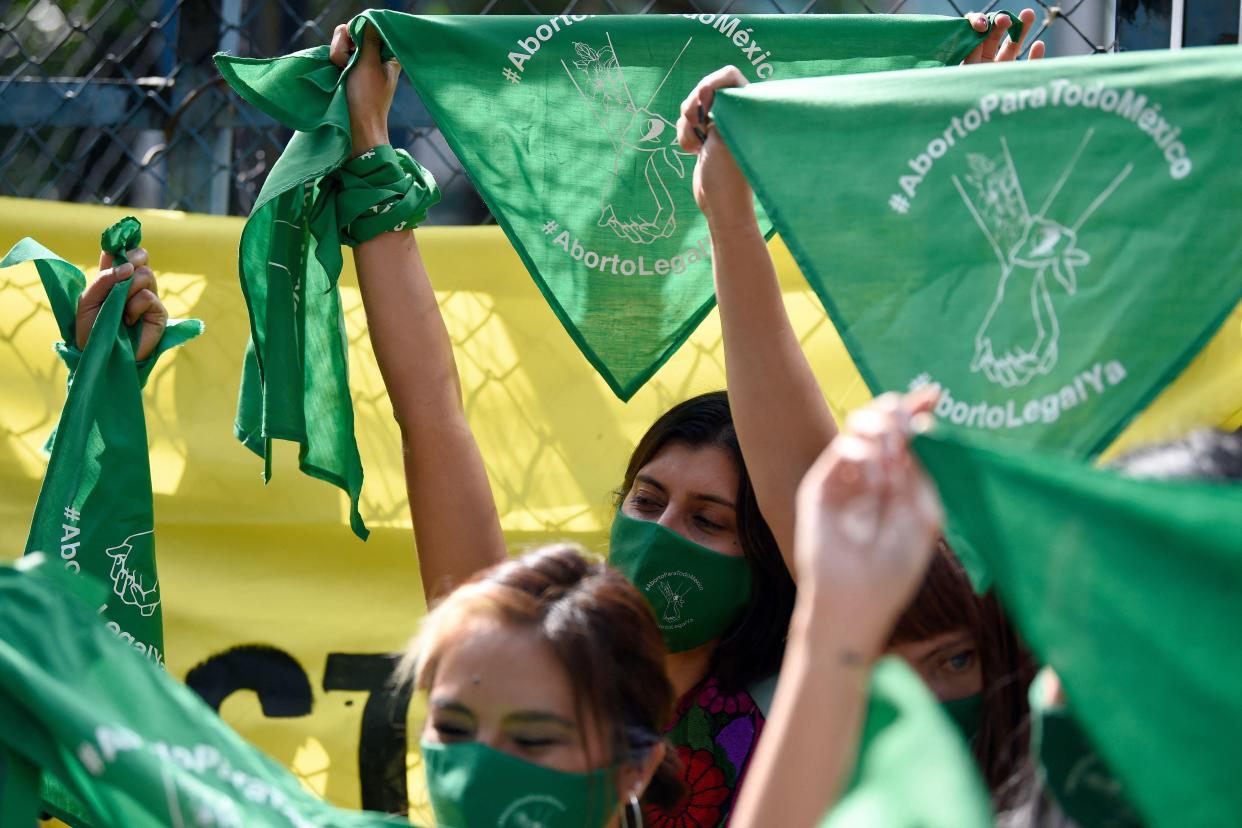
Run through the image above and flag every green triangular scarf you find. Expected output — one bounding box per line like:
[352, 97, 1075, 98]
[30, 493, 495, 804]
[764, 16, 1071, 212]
[823, 657, 992, 827]
[2, 219, 201, 663]
[914, 430, 1242, 828]
[215, 13, 1003, 529]
[713, 44, 1242, 459]
[0, 557, 415, 828]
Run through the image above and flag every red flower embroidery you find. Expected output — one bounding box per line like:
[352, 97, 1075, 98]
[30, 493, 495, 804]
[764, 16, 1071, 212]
[644, 746, 732, 828]
[696, 678, 755, 716]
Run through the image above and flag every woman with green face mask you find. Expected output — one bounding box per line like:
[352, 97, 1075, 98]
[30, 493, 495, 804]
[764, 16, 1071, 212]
[334, 13, 1036, 824]
[398, 544, 684, 828]
[332, 26, 796, 825]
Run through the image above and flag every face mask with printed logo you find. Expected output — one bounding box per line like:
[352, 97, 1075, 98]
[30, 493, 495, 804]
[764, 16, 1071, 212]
[421, 741, 618, 828]
[1031, 696, 1142, 827]
[608, 511, 753, 654]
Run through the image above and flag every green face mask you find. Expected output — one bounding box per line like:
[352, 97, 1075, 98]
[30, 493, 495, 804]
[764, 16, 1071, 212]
[422, 741, 618, 828]
[940, 692, 984, 745]
[608, 511, 753, 654]
[1032, 706, 1142, 828]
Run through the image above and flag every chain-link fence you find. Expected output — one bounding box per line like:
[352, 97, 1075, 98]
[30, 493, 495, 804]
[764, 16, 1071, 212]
[0, 0, 1137, 220]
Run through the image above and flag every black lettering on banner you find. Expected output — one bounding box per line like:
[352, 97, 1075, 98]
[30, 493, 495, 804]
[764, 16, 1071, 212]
[185, 644, 314, 717]
[185, 646, 413, 812]
[323, 653, 411, 815]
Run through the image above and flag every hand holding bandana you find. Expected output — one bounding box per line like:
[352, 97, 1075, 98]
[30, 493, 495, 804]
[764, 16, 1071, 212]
[216, 12, 1010, 532]
[2, 218, 201, 663]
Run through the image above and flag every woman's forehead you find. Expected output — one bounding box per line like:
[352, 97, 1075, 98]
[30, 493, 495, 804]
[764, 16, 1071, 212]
[430, 623, 582, 722]
[637, 441, 739, 502]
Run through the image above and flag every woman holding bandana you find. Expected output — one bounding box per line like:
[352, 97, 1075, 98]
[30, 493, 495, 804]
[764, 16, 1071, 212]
[333, 10, 1041, 825]
[671, 8, 1044, 812]
[335, 25, 789, 826]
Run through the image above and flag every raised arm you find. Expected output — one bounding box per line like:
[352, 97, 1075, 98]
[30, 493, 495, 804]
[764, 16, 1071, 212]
[731, 391, 943, 828]
[676, 68, 837, 567]
[332, 25, 506, 601]
[675, 12, 1042, 568]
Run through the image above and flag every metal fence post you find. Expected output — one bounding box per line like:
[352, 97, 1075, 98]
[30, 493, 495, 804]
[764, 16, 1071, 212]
[165, 1, 224, 214]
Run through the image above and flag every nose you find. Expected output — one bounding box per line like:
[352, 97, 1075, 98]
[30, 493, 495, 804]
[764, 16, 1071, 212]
[656, 504, 683, 533]
[477, 728, 506, 753]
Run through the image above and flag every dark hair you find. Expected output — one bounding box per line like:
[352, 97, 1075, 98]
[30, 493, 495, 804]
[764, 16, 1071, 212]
[1111, 428, 1242, 482]
[615, 390, 796, 694]
[889, 540, 1035, 808]
[403, 544, 684, 809]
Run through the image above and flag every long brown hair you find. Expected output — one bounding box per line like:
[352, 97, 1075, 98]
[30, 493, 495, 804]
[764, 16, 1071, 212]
[617, 390, 796, 694]
[402, 544, 684, 808]
[889, 540, 1035, 808]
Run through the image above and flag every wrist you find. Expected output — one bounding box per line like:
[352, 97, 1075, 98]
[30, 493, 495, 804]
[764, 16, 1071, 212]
[791, 590, 888, 663]
[350, 125, 390, 157]
[705, 201, 761, 239]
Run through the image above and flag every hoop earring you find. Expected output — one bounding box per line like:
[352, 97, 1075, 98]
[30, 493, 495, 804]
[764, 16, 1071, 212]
[625, 792, 642, 828]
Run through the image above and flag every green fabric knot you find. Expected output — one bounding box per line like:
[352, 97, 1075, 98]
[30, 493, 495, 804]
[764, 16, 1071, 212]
[100, 216, 142, 265]
[308, 145, 439, 287]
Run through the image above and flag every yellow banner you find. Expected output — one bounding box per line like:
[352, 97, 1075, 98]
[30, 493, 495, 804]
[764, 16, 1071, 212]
[1, 196, 1237, 819]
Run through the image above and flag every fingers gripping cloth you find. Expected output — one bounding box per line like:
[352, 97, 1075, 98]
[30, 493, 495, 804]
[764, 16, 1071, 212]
[217, 13, 1011, 535]
[1, 218, 201, 825]
[310, 144, 440, 283]
[216, 19, 446, 541]
[100, 215, 141, 265]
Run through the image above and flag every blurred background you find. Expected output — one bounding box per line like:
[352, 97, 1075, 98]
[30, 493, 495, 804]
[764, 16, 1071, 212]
[4, 0, 1237, 223]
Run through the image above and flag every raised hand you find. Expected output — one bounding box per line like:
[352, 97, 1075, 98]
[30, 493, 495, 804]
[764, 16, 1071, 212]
[794, 389, 944, 655]
[675, 65, 755, 230]
[964, 8, 1046, 64]
[76, 247, 166, 361]
[330, 22, 401, 154]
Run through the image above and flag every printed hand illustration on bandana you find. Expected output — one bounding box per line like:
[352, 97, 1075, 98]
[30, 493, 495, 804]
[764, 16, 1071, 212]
[105, 530, 160, 617]
[569, 37, 694, 245]
[956, 131, 1131, 388]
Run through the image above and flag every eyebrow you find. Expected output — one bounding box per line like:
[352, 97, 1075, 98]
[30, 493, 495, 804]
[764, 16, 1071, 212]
[430, 699, 477, 719]
[431, 699, 576, 730]
[635, 474, 737, 510]
[504, 711, 577, 729]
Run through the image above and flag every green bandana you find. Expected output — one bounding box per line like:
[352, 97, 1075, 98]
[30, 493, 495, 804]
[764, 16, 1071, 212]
[914, 430, 1242, 828]
[1030, 672, 1141, 828]
[215, 14, 999, 523]
[824, 657, 991, 828]
[422, 741, 617, 828]
[216, 35, 442, 541]
[712, 44, 1242, 460]
[608, 511, 752, 653]
[0, 556, 415, 828]
[0, 747, 39, 827]
[1, 220, 201, 665]
[940, 693, 983, 746]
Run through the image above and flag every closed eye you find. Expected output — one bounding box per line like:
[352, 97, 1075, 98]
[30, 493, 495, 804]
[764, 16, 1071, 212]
[694, 515, 725, 531]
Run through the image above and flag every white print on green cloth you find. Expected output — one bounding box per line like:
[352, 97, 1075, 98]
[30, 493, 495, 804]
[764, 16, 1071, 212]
[504, 14, 777, 80]
[644, 571, 703, 630]
[499, 795, 568, 828]
[565, 35, 696, 246]
[103, 619, 165, 668]
[547, 223, 711, 276]
[953, 129, 1132, 388]
[908, 359, 1127, 430]
[891, 82, 1192, 212]
[106, 530, 160, 617]
[58, 504, 84, 573]
[504, 18, 776, 252]
[76, 726, 317, 828]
